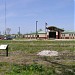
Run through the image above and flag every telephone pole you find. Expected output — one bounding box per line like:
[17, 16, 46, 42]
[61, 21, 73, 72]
[5, 0, 6, 35]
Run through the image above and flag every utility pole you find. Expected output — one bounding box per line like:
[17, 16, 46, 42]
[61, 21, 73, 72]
[5, 0, 6, 35]
[36, 21, 38, 39]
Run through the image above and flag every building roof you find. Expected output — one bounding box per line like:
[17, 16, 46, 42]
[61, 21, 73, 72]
[37, 30, 46, 34]
[62, 31, 75, 34]
[47, 26, 64, 31]
[25, 30, 46, 35]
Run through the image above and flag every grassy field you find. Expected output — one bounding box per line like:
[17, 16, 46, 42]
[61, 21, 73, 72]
[0, 40, 75, 75]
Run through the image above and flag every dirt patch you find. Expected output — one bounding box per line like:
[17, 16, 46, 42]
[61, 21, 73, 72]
[37, 50, 58, 56]
[0, 50, 75, 65]
[0, 51, 35, 64]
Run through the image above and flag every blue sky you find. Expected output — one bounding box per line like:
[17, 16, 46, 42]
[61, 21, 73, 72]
[0, 0, 74, 34]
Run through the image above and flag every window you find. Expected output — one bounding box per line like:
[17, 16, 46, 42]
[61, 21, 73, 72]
[64, 34, 65, 36]
[62, 34, 65, 36]
[32, 35, 34, 37]
[62, 34, 64, 36]
[69, 34, 71, 36]
[72, 34, 73, 36]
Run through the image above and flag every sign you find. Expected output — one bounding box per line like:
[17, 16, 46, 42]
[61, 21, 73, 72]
[0, 44, 8, 56]
[0, 45, 8, 49]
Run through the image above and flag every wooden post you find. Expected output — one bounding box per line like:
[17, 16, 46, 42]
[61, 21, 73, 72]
[6, 45, 8, 56]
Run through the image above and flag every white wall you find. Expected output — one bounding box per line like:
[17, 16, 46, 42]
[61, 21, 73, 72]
[39, 34, 46, 37]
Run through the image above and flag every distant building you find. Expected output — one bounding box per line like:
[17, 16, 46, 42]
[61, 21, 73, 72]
[23, 30, 46, 39]
[46, 26, 64, 39]
[61, 31, 75, 39]
[24, 26, 75, 39]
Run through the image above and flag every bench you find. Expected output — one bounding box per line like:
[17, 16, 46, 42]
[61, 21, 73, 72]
[0, 44, 8, 56]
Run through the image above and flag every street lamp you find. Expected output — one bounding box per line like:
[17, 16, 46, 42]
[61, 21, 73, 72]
[18, 27, 20, 37]
[45, 22, 47, 39]
[36, 21, 38, 39]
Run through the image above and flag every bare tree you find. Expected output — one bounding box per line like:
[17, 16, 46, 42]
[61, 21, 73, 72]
[6, 28, 11, 35]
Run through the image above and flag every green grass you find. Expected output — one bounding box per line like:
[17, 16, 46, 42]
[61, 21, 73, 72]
[0, 62, 75, 75]
[0, 40, 75, 52]
[0, 40, 75, 75]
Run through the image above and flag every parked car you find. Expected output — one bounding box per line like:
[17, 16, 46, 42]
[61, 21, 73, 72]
[0, 35, 5, 40]
[4, 36, 12, 40]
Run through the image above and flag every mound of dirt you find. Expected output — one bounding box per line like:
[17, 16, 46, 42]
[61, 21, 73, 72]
[37, 50, 58, 56]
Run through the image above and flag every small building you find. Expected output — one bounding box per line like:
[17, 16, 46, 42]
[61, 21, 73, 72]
[46, 26, 64, 39]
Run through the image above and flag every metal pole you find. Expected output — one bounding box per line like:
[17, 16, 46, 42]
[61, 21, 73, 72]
[19, 27, 20, 37]
[36, 21, 38, 39]
[19, 27, 20, 34]
[45, 22, 47, 39]
[5, 0, 6, 35]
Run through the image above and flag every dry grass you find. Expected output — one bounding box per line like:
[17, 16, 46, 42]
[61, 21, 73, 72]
[0, 40, 75, 75]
